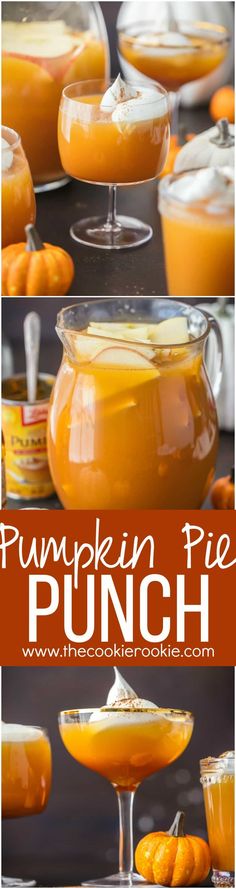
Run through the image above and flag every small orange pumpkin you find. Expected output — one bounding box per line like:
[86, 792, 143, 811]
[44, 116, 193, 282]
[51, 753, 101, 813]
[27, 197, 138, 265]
[159, 133, 196, 178]
[135, 810, 211, 887]
[159, 136, 180, 177]
[210, 86, 235, 124]
[211, 468, 235, 510]
[2, 224, 74, 296]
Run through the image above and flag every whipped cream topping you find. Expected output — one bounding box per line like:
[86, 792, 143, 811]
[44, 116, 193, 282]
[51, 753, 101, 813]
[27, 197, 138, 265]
[1, 722, 44, 743]
[100, 74, 137, 111]
[106, 667, 157, 709]
[100, 74, 168, 124]
[167, 167, 234, 209]
[218, 751, 235, 773]
[89, 668, 158, 727]
[201, 750, 235, 777]
[2, 136, 13, 172]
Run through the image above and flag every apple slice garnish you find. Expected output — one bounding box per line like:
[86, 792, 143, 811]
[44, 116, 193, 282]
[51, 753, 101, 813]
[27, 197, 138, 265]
[88, 323, 155, 360]
[89, 322, 153, 343]
[88, 317, 189, 349]
[92, 346, 155, 369]
[148, 316, 189, 345]
[74, 334, 109, 362]
[3, 21, 83, 81]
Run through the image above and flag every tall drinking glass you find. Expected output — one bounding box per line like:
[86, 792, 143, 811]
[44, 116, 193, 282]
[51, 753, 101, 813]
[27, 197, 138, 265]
[158, 170, 234, 297]
[2, 724, 52, 887]
[200, 752, 235, 888]
[2, 126, 36, 248]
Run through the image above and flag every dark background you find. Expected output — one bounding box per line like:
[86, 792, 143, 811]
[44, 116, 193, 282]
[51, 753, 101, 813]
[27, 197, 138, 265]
[2, 297, 234, 510]
[2, 666, 234, 887]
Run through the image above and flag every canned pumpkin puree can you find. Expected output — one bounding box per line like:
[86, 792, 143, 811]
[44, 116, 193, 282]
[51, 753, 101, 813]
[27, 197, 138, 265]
[2, 373, 55, 500]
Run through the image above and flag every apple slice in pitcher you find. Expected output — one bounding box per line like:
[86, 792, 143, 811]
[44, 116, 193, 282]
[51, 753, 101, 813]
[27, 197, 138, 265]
[3, 20, 82, 81]
[92, 346, 159, 373]
[148, 316, 189, 344]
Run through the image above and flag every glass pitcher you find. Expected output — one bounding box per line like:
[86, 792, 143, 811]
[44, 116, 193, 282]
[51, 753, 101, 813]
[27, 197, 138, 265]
[47, 298, 223, 510]
[2, 1, 110, 191]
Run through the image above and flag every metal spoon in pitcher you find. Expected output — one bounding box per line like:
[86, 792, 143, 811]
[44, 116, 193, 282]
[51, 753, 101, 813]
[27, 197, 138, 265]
[23, 312, 41, 403]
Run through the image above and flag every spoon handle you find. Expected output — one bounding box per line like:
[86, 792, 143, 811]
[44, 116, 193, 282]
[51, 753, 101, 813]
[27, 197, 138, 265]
[23, 312, 41, 403]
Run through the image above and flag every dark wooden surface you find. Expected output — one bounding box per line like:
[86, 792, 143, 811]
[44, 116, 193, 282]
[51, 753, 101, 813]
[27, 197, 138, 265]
[35, 107, 213, 299]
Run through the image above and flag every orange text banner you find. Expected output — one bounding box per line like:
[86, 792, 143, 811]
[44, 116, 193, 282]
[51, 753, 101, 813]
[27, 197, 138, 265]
[0, 510, 235, 666]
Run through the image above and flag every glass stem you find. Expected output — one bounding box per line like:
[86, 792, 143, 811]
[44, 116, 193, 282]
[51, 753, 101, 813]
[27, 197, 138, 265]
[107, 185, 117, 229]
[117, 789, 135, 876]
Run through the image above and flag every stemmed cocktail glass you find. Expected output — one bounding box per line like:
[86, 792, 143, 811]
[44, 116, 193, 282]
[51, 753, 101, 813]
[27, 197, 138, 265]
[58, 78, 170, 249]
[59, 702, 194, 886]
[118, 15, 230, 134]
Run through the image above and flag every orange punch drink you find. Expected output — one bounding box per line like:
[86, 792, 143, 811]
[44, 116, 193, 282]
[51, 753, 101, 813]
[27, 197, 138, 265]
[60, 707, 193, 793]
[118, 21, 229, 92]
[2, 17, 109, 188]
[58, 76, 169, 185]
[58, 75, 169, 249]
[47, 299, 222, 510]
[2, 126, 36, 248]
[200, 752, 235, 887]
[159, 168, 234, 297]
[2, 723, 52, 819]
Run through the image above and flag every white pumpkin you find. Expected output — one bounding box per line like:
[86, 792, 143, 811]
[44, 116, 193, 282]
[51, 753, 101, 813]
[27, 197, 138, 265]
[174, 119, 235, 172]
[117, 2, 234, 106]
[200, 300, 234, 432]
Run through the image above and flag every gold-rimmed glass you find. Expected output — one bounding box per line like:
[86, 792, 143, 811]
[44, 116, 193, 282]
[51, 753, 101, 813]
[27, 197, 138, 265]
[59, 705, 194, 887]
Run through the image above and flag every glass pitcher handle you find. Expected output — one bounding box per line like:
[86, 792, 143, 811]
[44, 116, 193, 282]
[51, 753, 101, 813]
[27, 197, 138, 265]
[203, 312, 223, 400]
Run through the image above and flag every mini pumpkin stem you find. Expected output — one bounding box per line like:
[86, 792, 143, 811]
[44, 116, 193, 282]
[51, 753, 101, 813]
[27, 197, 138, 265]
[168, 811, 185, 838]
[210, 117, 235, 148]
[25, 224, 45, 252]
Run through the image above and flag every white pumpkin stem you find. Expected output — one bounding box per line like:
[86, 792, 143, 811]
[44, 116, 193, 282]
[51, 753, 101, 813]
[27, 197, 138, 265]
[210, 118, 234, 148]
[25, 224, 45, 252]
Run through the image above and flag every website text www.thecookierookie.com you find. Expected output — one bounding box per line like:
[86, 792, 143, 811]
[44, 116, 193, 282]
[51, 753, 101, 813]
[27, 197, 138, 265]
[21, 642, 215, 662]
